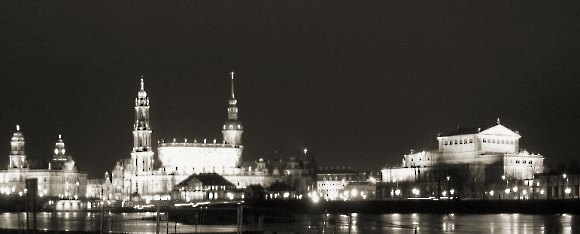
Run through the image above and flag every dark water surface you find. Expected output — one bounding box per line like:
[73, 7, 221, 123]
[0, 212, 577, 233]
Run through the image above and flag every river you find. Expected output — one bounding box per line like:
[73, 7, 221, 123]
[0, 211, 577, 233]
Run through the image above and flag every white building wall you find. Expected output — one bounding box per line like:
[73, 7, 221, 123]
[158, 143, 242, 175]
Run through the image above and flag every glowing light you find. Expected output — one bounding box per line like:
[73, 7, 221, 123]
[412, 188, 420, 196]
[565, 188, 571, 194]
[490, 190, 494, 196]
[449, 189, 455, 195]
[395, 189, 401, 196]
[512, 187, 518, 192]
[505, 189, 510, 194]
[351, 189, 358, 197]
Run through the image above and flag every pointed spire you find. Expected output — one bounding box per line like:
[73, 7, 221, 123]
[58, 134, 62, 140]
[16, 125, 20, 131]
[140, 75, 145, 91]
[230, 71, 235, 99]
[497, 118, 501, 125]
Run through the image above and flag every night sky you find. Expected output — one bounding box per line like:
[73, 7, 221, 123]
[1, 1, 579, 177]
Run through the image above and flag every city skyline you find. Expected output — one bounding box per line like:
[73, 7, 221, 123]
[1, 1, 580, 177]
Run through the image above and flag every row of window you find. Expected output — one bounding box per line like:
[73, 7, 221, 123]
[512, 160, 534, 165]
[444, 138, 516, 145]
[444, 139, 474, 145]
[482, 138, 515, 145]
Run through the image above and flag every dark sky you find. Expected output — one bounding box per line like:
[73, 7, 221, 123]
[1, 1, 579, 177]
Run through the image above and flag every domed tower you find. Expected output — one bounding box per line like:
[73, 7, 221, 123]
[9, 125, 27, 169]
[222, 72, 243, 146]
[131, 78, 154, 174]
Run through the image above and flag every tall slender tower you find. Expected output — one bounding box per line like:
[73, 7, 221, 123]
[131, 78, 154, 174]
[222, 72, 243, 146]
[9, 125, 27, 169]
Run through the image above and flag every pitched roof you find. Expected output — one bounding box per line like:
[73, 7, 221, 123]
[176, 173, 235, 187]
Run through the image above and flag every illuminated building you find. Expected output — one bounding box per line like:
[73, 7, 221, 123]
[157, 72, 243, 175]
[109, 73, 246, 200]
[0, 126, 87, 199]
[104, 73, 316, 201]
[315, 167, 370, 200]
[172, 173, 240, 202]
[380, 120, 544, 198]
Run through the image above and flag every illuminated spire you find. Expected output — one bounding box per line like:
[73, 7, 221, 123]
[140, 76, 145, 91]
[230, 71, 235, 99]
[16, 125, 19, 131]
[497, 118, 501, 125]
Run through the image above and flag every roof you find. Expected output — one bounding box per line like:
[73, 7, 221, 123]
[439, 127, 481, 137]
[176, 173, 235, 187]
[316, 167, 357, 174]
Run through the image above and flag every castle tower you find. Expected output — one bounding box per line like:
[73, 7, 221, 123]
[131, 78, 154, 174]
[222, 72, 244, 146]
[49, 134, 68, 170]
[9, 125, 27, 169]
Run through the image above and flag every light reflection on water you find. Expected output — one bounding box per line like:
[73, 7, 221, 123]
[0, 212, 577, 233]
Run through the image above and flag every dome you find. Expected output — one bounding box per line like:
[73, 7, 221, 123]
[11, 132, 24, 141]
[223, 120, 243, 131]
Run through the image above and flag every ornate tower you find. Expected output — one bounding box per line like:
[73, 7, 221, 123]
[49, 134, 67, 170]
[131, 78, 154, 174]
[9, 125, 27, 169]
[222, 72, 243, 146]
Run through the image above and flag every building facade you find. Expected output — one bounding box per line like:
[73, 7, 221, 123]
[380, 121, 545, 199]
[0, 126, 87, 199]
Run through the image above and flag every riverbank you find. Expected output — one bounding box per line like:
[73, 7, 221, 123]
[248, 199, 580, 214]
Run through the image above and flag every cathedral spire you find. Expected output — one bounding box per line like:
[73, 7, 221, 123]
[223, 72, 243, 146]
[230, 71, 235, 99]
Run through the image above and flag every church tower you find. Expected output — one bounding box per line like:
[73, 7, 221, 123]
[9, 125, 27, 169]
[222, 72, 243, 146]
[131, 78, 154, 174]
[49, 134, 67, 170]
